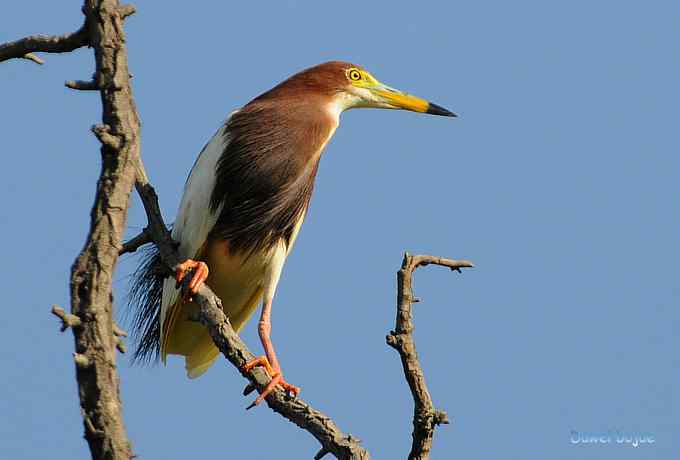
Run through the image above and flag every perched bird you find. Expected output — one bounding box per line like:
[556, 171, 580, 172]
[129, 61, 455, 406]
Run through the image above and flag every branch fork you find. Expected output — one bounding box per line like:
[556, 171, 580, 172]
[388, 253, 473, 460]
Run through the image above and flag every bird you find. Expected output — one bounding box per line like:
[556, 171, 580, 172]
[128, 61, 455, 407]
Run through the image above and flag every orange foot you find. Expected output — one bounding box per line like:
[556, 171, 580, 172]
[175, 259, 209, 299]
[242, 356, 301, 409]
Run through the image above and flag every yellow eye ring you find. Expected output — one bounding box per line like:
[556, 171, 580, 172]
[348, 69, 362, 81]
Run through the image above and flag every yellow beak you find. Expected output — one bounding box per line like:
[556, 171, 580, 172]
[371, 85, 457, 117]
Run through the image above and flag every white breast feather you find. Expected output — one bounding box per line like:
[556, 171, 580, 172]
[160, 123, 230, 344]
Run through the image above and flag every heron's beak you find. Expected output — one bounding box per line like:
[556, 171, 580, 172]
[370, 84, 457, 117]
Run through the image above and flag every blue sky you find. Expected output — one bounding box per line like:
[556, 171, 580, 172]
[1, 1, 678, 459]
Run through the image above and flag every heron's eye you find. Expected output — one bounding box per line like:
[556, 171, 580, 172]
[348, 69, 362, 82]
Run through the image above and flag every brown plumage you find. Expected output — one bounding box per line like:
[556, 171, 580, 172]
[209, 71, 343, 255]
[128, 60, 455, 405]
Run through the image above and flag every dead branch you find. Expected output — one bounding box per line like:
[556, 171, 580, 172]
[62, 1, 141, 457]
[0, 1, 144, 459]
[66, 79, 99, 90]
[51, 305, 82, 331]
[0, 25, 88, 64]
[3, 8, 136, 455]
[387, 253, 473, 460]
[119, 228, 151, 255]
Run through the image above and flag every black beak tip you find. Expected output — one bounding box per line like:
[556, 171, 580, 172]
[427, 102, 457, 117]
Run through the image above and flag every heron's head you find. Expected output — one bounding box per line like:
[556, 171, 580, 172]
[332, 62, 456, 117]
[257, 61, 456, 118]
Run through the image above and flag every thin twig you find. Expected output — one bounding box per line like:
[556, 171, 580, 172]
[315, 447, 331, 459]
[386, 253, 473, 460]
[22, 53, 44, 65]
[113, 322, 128, 337]
[51, 305, 82, 331]
[66, 79, 99, 91]
[118, 4, 136, 19]
[120, 228, 151, 254]
[0, 26, 88, 64]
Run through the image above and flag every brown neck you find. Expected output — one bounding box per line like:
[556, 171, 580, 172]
[209, 94, 338, 256]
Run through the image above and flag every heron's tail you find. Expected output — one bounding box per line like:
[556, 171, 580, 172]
[126, 245, 166, 364]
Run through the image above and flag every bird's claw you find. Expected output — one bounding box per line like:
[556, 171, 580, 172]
[243, 356, 301, 409]
[175, 259, 209, 300]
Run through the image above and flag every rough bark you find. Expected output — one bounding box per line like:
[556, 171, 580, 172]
[387, 255, 473, 460]
[67, 2, 140, 459]
[0, 26, 88, 64]
[0, 2, 140, 459]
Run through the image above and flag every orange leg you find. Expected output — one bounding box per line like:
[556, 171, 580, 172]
[175, 259, 209, 297]
[243, 299, 300, 409]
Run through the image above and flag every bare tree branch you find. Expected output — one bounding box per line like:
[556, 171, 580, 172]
[119, 228, 151, 255]
[65, 1, 140, 459]
[2, 2, 137, 457]
[66, 79, 100, 91]
[118, 4, 136, 19]
[387, 253, 473, 460]
[0, 25, 88, 64]
[22, 53, 45, 65]
[51, 305, 82, 331]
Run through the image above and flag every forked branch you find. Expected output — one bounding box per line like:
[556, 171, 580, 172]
[387, 253, 473, 460]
